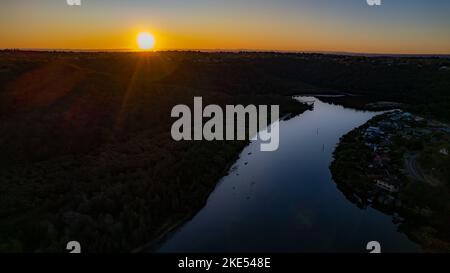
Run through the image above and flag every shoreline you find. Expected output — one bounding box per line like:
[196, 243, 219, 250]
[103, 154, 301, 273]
[134, 96, 311, 253]
[330, 110, 450, 252]
[134, 140, 248, 253]
[145, 94, 411, 253]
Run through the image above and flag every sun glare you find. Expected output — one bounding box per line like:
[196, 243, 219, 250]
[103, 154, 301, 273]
[137, 32, 155, 50]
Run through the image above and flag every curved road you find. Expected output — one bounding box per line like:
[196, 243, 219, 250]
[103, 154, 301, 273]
[404, 153, 425, 182]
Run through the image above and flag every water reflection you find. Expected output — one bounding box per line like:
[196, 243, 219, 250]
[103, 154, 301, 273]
[158, 96, 421, 253]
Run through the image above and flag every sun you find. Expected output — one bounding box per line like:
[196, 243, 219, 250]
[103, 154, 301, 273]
[137, 32, 155, 50]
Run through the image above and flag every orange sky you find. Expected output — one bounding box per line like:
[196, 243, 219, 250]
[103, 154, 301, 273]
[1, 0, 449, 54]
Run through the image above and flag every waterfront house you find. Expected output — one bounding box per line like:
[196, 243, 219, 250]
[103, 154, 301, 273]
[378, 121, 398, 131]
[375, 180, 399, 193]
[438, 127, 450, 133]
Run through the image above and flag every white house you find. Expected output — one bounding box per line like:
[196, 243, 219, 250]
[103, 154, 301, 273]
[375, 180, 399, 193]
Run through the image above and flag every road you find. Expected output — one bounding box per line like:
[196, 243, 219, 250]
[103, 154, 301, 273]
[404, 153, 425, 182]
[404, 153, 440, 186]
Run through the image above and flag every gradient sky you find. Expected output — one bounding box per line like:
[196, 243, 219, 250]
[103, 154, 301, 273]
[1, 0, 449, 54]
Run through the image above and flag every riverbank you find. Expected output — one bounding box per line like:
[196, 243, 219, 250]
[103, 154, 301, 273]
[330, 110, 450, 252]
[0, 51, 314, 252]
[134, 96, 312, 252]
[157, 96, 420, 253]
[316, 94, 405, 111]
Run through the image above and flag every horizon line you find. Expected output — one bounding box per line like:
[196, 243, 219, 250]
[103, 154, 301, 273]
[2, 47, 450, 58]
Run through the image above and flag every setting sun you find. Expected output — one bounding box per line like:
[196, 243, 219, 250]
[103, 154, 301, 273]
[137, 32, 155, 50]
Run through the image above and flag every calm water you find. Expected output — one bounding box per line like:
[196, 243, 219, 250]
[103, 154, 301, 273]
[158, 96, 421, 253]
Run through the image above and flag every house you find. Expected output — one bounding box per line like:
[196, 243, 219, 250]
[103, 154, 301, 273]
[366, 143, 378, 152]
[378, 121, 398, 131]
[366, 126, 384, 136]
[438, 127, 450, 134]
[375, 180, 399, 193]
[428, 120, 444, 128]
[401, 112, 413, 121]
[390, 114, 402, 121]
[415, 128, 432, 136]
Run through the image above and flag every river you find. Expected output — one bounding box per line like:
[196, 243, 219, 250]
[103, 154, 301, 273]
[158, 96, 421, 253]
